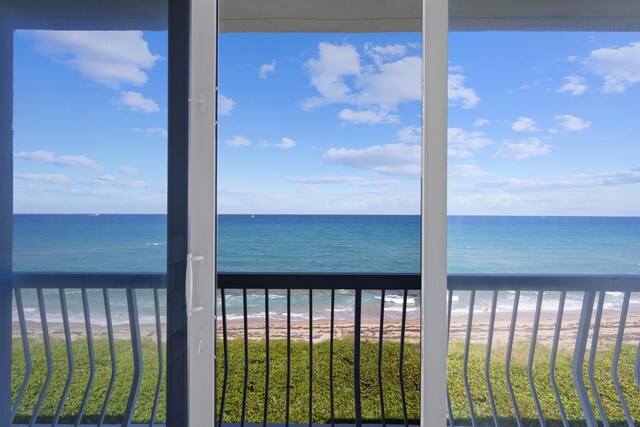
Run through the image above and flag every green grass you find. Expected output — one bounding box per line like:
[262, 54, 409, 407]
[10, 338, 640, 425]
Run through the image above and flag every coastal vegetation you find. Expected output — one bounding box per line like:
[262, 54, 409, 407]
[10, 338, 640, 425]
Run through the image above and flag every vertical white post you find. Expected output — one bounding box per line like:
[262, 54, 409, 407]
[188, 0, 217, 425]
[421, 0, 448, 425]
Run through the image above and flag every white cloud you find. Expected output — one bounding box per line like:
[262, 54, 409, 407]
[134, 127, 167, 138]
[218, 94, 236, 116]
[365, 43, 407, 64]
[338, 109, 399, 124]
[287, 175, 399, 186]
[353, 56, 422, 107]
[32, 30, 162, 88]
[511, 117, 538, 132]
[586, 41, 640, 93]
[448, 164, 487, 177]
[273, 137, 296, 149]
[556, 76, 588, 96]
[473, 118, 489, 127]
[303, 43, 478, 116]
[567, 55, 578, 63]
[303, 43, 361, 109]
[448, 69, 480, 109]
[397, 125, 421, 143]
[119, 91, 159, 113]
[323, 143, 421, 176]
[294, 186, 320, 193]
[554, 114, 592, 131]
[16, 150, 101, 170]
[447, 128, 493, 158]
[15, 173, 70, 185]
[493, 138, 551, 160]
[119, 166, 139, 174]
[225, 135, 251, 147]
[259, 60, 276, 79]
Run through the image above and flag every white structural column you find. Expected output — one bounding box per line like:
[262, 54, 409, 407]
[421, 0, 448, 425]
[188, 0, 217, 425]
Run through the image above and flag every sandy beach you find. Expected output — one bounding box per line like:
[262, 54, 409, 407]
[12, 310, 640, 346]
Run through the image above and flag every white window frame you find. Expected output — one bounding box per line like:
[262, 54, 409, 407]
[186, 0, 450, 425]
[187, 0, 218, 425]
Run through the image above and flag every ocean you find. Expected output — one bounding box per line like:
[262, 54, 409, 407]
[11, 214, 640, 325]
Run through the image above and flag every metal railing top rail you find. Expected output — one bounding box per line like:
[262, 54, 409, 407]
[8, 272, 640, 292]
[10, 272, 640, 291]
[12, 272, 166, 289]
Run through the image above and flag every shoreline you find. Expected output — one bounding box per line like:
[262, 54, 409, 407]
[12, 311, 640, 345]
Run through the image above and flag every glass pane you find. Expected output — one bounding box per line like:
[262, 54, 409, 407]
[446, 30, 640, 426]
[216, 2, 423, 425]
[6, 2, 172, 425]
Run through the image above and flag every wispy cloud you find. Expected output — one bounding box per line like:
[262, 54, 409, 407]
[448, 164, 487, 177]
[225, 135, 251, 147]
[15, 173, 71, 185]
[218, 94, 236, 116]
[473, 118, 489, 127]
[32, 31, 162, 88]
[556, 75, 588, 96]
[397, 125, 421, 143]
[511, 117, 538, 132]
[272, 137, 296, 149]
[447, 128, 493, 158]
[16, 150, 101, 170]
[554, 114, 592, 131]
[259, 60, 276, 79]
[119, 166, 139, 175]
[338, 108, 399, 124]
[134, 127, 168, 137]
[493, 138, 550, 160]
[323, 143, 421, 176]
[448, 66, 480, 109]
[287, 175, 399, 186]
[119, 91, 159, 113]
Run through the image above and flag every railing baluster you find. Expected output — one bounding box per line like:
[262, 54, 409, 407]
[123, 288, 143, 427]
[527, 291, 545, 426]
[636, 325, 640, 394]
[150, 289, 164, 427]
[264, 289, 270, 427]
[354, 289, 362, 427]
[485, 290, 499, 427]
[330, 289, 335, 427]
[30, 289, 52, 427]
[505, 290, 523, 427]
[53, 289, 74, 427]
[241, 288, 249, 427]
[378, 289, 386, 427]
[98, 289, 117, 427]
[447, 290, 454, 427]
[572, 291, 597, 427]
[612, 291, 634, 427]
[11, 289, 31, 421]
[76, 288, 95, 427]
[588, 291, 608, 427]
[286, 289, 291, 427]
[549, 291, 569, 427]
[309, 289, 313, 427]
[399, 289, 408, 427]
[218, 288, 229, 427]
[463, 290, 477, 427]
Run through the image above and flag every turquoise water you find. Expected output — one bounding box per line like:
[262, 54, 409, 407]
[11, 214, 640, 324]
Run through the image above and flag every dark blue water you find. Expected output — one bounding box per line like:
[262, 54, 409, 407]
[13, 214, 640, 274]
[11, 214, 640, 324]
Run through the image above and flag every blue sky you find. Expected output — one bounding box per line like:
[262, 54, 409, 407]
[12, 30, 640, 215]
